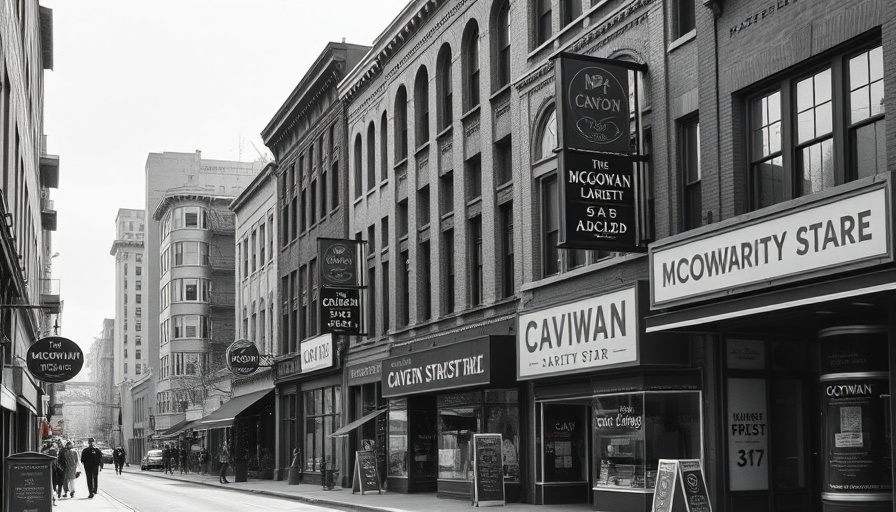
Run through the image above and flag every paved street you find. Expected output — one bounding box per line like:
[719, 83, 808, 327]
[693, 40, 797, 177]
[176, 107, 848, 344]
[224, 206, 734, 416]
[52, 468, 352, 512]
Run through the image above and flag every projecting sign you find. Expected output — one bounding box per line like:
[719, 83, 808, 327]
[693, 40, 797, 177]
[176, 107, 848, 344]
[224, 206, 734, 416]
[319, 238, 363, 287]
[321, 287, 362, 335]
[517, 286, 639, 380]
[26, 336, 84, 383]
[650, 184, 891, 308]
[226, 339, 260, 375]
[300, 333, 334, 374]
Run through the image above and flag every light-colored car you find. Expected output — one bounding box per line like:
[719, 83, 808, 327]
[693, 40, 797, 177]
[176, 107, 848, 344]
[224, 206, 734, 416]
[101, 448, 114, 464]
[141, 449, 165, 471]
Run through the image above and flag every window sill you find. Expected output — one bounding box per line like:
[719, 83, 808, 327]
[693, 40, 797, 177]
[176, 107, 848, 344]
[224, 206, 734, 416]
[415, 141, 431, 156]
[668, 29, 696, 53]
[461, 105, 481, 122]
[393, 157, 409, 170]
[436, 125, 453, 139]
[490, 84, 511, 102]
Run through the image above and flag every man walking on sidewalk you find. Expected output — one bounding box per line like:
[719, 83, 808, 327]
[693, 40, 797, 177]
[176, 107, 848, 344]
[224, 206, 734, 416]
[112, 446, 126, 475]
[218, 442, 230, 484]
[80, 437, 104, 499]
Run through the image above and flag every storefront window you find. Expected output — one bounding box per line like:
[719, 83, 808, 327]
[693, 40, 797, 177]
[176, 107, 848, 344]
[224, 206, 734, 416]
[303, 386, 341, 472]
[593, 391, 701, 490]
[438, 402, 480, 480]
[540, 402, 589, 483]
[389, 399, 409, 477]
[485, 389, 520, 483]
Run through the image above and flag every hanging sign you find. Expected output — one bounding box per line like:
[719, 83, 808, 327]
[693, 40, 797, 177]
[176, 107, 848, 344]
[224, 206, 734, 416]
[225, 339, 260, 375]
[320, 287, 362, 335]
[650, 459, 712, 512]
[352, 450, 382, 495]
[26, 336, 83, 383]
[555, 53, 635, 154]
[473, 434, 505, 507]
[301, 333, 334, 373]
[319, 238, 363, 288]
[559, 150, 640, 251]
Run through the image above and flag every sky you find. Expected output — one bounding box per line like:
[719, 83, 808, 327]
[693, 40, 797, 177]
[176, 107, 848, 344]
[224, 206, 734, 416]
[41, 0, 409, 377]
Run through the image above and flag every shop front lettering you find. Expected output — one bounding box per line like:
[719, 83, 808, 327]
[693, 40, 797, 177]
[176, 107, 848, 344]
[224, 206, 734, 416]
[303, 344, 330, 364]
[524, 301, 626, 353]
[729, 0, 799, 38]
[594, 414, 643, 429]
[386, 355, 484, 389]
[661, 210, 873, 289]
[826, 383, 873, 397]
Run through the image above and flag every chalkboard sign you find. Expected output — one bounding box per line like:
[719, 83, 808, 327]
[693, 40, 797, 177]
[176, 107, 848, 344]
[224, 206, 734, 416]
[473, 434, 505, 507]
[5, 452, 55, 512]
[352, 450, 381, 495]
[651, 459, 713, 512]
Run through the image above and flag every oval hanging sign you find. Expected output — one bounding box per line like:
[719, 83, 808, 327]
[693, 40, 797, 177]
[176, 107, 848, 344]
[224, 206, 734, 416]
[26, 336, 84, 383]
[226, 339, 260, 375]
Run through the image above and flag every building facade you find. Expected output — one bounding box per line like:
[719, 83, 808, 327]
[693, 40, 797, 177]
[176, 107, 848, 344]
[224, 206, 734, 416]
[111, 208, 146, 385]
[86, 319, 116, 445]
[262, 41, 369, 482]
[141, 151, 263, 444]
[0, 0, 61, 485]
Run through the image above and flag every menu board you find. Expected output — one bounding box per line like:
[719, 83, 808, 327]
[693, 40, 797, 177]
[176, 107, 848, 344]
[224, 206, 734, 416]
[5, 456, 53, 512]
[472, 434, 505, 507]
[651, 459, 712, 512]
[352, 450, 381, 495]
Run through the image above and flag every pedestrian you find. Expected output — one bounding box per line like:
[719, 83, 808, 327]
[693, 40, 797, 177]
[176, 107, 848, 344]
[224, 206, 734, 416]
[80, 437, 104, 499]
[179, 445, 188, 474]
[218, 442, 230, 484]
[58, 441, 80, 498]
[41, 442, 63, 502]
[162, 444, 173, 474]
[112, 446, 126, 475]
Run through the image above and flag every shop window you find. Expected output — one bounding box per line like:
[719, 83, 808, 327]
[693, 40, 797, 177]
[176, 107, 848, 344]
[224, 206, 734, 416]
[438, 394, 481, 480]
[388, 403, 409, 477]
[304, 386, 342, 473]
[748, 42, 885, 210]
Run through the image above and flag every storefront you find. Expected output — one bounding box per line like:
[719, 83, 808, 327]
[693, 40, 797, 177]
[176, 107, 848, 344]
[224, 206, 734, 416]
[647, 177, 895, 512]
[518, 282, 701, 510]
[274, 333, 343, 485]
[334, 358, 387, 488]
[381, 335, 523, 501]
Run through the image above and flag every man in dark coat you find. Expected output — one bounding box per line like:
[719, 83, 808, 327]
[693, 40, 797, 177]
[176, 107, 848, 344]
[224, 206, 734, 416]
[80, 437, 104, 499]
[112, 446, 126, 475]
[162, 444, 172, 474]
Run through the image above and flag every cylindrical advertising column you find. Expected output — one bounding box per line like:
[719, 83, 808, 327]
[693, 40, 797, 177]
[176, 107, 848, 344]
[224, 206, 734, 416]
[819, 326, 892, 512]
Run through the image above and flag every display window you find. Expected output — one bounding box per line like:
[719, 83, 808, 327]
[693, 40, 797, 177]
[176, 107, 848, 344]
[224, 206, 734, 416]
[303, 386, 341, 472]
[592, 391, 701, 491]
[388, 399, 409, 477]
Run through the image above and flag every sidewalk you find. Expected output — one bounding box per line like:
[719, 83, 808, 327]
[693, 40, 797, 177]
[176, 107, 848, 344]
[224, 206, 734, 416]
[120, 465, 593, 512]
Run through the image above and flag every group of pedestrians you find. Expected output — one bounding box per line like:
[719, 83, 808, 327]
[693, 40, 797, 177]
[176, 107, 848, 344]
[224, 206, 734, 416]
[48, 437, 126, 501]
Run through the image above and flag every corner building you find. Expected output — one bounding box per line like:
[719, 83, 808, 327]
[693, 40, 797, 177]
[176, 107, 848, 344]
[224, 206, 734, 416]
[339, 0, 896, 511]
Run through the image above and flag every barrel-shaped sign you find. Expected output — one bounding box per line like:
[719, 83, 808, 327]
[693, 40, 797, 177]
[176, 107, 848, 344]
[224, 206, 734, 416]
[226, 339, 260, 375]
[26, 336, 84, 383]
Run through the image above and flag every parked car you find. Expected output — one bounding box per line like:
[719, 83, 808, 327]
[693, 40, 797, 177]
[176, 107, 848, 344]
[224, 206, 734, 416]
[141, 449, 165, 471]
[101, 448, 114, 464]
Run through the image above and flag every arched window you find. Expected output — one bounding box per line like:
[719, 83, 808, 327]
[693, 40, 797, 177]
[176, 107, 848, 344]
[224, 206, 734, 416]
[353, 133, 363, 198]
[414, 66, 430, 148]
[463, 21, 480, 112]
[437, 44, 453, 130]
[494, 1, 511, 90]
[367, 122, 376, 190]
[536, 107, 557, 161]
[380, 111, 389, 181]
[394, 86, 408, 161]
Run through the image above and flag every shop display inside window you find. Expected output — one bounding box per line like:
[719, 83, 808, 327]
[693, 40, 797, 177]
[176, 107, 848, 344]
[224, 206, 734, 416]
[485, 389, 520, 484]
[438, 406, 480, 480]
[592, 391, 701, 491]
[388, 404, 409, 477]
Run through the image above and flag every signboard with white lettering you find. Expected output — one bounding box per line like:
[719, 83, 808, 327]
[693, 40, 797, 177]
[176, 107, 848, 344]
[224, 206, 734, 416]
[727, 378, 768, 491]
[559, 151, 640, 251]
[347, 361, 382, 386]
[300, 333, 334, 374]
[517, 286, 639, 380]
[321, 287, 362, 335]
[226, 339, 260, 375]
[26, 336, 84, 383]
[382, 338, 492, 398]
[650, 184, 891, 308]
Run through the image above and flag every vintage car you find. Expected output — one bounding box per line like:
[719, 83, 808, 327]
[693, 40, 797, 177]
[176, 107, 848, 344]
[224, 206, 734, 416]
[141, 449, 165, 471]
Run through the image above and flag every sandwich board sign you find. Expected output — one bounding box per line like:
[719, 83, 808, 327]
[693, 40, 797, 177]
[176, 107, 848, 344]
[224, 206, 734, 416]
[472, 434, 505, 507]
[352, 450, 381, 494]
[651, 459, 712, 512]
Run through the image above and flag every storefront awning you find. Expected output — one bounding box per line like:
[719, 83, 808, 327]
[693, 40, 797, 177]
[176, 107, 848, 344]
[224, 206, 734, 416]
[329, 408, 387, 437]
[645, 268, 896, 333]
[161, 418, 195, 437]
[193, 389, 273, 430]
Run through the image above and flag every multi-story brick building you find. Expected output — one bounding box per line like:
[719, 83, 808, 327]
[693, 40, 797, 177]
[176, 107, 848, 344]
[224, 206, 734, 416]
[262, 40, 370, 483]
[86, 319, 115, 444]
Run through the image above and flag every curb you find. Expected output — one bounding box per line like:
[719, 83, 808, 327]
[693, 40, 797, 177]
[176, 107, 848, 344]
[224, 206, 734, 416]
[126, 468, 389, 512]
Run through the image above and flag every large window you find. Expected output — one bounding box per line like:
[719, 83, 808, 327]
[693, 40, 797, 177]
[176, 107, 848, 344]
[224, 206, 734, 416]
[171, 278, 210, 303]
[469, 216, 483, 306]
[170, 206, 207, 230]
[380, 111, 389, 181]
[681, 118, 701, 231]
[415, 66, 430, 148]
[561, 0, 582, 27]
[541, 175, 560, 277]
[500, 202, 515, 298]
[437, 44, 453, 131]
[673, 0, 695, 39]
[172, 315, 210, 339]
[395, 86, 409, 161]
[354, 133, 363, 199]
[367, 122, 376, 191]
[443, 229, 455, 314]
[749, 43, 885, 210]
[304, 386, 342, 473]
[173, 241, 209, 266]
[535, 0, 552, 47]
[463, 22, 480, 112]
[494, 1, 511, 90]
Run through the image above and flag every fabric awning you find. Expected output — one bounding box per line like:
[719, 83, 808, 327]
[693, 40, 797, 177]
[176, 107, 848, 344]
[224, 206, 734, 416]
[194, 389, 273, 430]
[161, 418, 195, 437]
[329, 408, 387, 437]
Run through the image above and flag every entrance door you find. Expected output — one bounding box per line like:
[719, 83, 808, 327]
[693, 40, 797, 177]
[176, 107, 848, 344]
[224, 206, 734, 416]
[725, 338, 817, 512]
[537, 401, 591, 504]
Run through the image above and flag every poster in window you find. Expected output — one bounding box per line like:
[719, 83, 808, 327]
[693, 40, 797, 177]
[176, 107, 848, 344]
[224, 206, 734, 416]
[726, 378, 768, 491]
